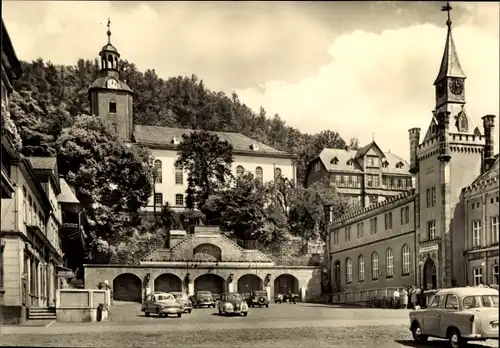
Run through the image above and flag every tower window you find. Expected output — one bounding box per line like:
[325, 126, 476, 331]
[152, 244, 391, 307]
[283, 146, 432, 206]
[109, 100, 117, 113]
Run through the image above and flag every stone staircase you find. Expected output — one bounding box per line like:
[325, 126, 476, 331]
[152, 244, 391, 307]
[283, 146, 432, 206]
[28, 307, 57, 321]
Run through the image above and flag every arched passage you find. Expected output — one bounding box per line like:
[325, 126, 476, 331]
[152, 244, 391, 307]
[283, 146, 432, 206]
[193, 243, 222, 261]
[423, 258, 437, 290]
[194, 273, 224, 295]
[237, 274, 263, 293]
[274, 274, 299, 295]
[154, 273, 182, 293]
[113, 273, 142, 302]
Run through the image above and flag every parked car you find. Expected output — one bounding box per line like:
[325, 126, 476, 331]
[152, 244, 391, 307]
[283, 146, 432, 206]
[191, 291, 216, 308]
[218, 292, 249, 316]
[274, 294, 284, 303]
[409, 287, 498, 348]
[141, 292, 184, 318]
[247, 290, 269, 308]
[212, 293, 221, 301]
[275, 292, 298, 304]
[171, 292, 193, 313]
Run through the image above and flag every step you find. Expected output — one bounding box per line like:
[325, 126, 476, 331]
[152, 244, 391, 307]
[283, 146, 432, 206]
[28, 315, 57, 320]
[29, 307, 56, 312]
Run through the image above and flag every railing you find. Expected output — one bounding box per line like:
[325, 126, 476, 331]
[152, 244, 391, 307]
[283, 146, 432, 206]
[330, 287, 402, 304]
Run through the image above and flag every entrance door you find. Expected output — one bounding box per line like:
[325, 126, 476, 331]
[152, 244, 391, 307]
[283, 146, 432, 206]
[423, 258, 437, 290]
[334, 261, 341, 292]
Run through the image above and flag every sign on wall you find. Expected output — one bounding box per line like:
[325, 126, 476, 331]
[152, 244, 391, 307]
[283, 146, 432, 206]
[419, 245, 439, 254]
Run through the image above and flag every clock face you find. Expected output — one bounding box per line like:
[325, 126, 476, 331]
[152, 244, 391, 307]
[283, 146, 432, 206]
[436, 82, 446, 98]
[106, 78, 119, 89]
[449, 78, 464, 95]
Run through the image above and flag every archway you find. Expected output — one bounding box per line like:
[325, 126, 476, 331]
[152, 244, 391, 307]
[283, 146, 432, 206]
[423, 258, 437, 290]
[113, 273, 142, 302]
[334, 260, 341, 292]
[274, 274, 299, 295]
[193, 243, 222, 261]
[237, 274, 263, 294]
[194, 273, 224, 295]
[154, 273, 182, 293]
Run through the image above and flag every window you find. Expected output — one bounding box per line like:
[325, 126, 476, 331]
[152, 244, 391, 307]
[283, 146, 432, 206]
[385, 212, 392, 230]
[405, 206, 410, 224]
[473, 267, 483, 286]
[334, 175, 341, 186]
[373, 175, 379, 187]
[154, 160, 162, 183]
[472, 220, 482, 247]
[314, 162, 320, 173]
[331, 157, 339, 165]
[493, 265, 499, 285]
[352, 176, 358, 187]
[369, 195, 378, 206]
[28, 195, 33, 225]
[400, 208, 404, 225]
[109, 100, 117, 113]
[367, 175, 373, 187]
[346, 258, 352, 283]
[426, 188, 431, 208]
[359, 222, 364, 238]
[395, 161, 404, 169]
[371, 252, 379, 280]
[22, 186, 27, 223]
[175, 194, 184, 206]
[386, 248, 394, 278]
[367, 157, 374, 166]
[445, 294, 458, 310]
[358, 255, 365, 281]
[345, 226, 351, 242]
[154, 193, 163, 206]
[357, 223, 361, 238]
[429, 295, 441, 308]
[112, 123, 118, 133]
[491, 216, 499, 244]
[343, 175, 349, 187]
[427, 220, 436, 240]
[274, 167, 281, 179]
[332, 231, 339, 245]
[382, 161, 389, 168]
[401, 178, 407, 190]
[402, 244, 410, 275]
[255, 167, 263, 183]
[431, 187, 436, 206]
[175, 165, 183, 185]
[236, 165, 244, 176]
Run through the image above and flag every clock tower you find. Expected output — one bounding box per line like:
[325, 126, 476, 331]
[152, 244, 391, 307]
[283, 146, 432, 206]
[88, 19, 134, 142]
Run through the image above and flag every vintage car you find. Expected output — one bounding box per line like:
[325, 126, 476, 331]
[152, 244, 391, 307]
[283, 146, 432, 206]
[247, 290, 270, 308]
[141, 292, 184, 318]
[217, 292, 249, 316]
[409, 287, 498, 348]
[171, 292, 193, 313]
[191, 290, 216, 308]
[275, 292, 298, 304]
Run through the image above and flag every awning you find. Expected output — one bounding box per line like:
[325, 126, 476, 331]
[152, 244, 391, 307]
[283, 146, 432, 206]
[56, 265, 75, 278]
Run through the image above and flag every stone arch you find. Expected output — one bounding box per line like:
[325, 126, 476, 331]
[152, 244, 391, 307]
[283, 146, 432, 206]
[194, 273, 224, 295]
[193, 243, 222, 261]
[107, 54, 113, 69]
[113, 273, 142, 302]
[423, 257, 437, 290]
[273, 274, 299, 295]
[154, 273, 182, 293]
[237, 274, 263, 294]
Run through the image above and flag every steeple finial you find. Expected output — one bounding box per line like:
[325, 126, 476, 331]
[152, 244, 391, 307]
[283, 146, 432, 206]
[372, 133, 375, 141]
[442, 1, 452, 27]
[107, 18, 111, 44]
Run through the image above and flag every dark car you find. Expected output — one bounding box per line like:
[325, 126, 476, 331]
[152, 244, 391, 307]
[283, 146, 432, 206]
[191, 291, 216, 308]
[247, 290, 269, 308]
[217, 292, 249, 316]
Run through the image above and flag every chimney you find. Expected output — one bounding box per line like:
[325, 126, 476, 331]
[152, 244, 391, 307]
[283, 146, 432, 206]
[408, 128, 421, 174]
[437, 111, 451, 163]
[482, 114, 496, 172]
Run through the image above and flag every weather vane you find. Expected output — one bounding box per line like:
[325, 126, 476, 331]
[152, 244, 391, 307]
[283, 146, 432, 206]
[107, 18, 111, 44]
[441, 1, 452, 27]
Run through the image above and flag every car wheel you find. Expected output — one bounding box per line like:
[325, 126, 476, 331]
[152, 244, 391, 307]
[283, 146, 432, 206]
[243, 312, 248, 317]
[449, 329, 463, 348]
[266, 304, 269, 308]
[411, 323, 428, 343]
[177, 313, 182, 318]
[218, 309, 222, 315]
[145, 312, 150, 317]
[188, 309, 192, 313]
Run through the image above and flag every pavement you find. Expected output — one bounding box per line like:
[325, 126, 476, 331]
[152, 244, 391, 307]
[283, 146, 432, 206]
[0, 302, 497, 348]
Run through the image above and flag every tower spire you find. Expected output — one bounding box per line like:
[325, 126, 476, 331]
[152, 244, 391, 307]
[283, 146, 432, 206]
[434, 1, 466, 85]
[107, 18, 111, 44]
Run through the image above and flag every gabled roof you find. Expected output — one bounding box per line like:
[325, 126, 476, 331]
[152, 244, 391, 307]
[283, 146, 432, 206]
[469, 154, 499, 187]
[354, 141, 384, 159]
[434, 23, 466, 85]
[133, 125, 295, 158]
[57, 177, 80, 204]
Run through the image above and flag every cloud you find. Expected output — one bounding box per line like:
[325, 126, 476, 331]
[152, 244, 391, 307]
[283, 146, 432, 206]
[235, 3, 500, 159]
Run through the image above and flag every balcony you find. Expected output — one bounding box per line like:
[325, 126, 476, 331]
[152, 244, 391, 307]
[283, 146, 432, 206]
[1, 161, 14, 198]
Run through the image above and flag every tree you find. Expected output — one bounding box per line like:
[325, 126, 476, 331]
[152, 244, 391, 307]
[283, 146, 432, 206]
[175, 130, 233, 216]
[157, 202, 181, 231]
[349, 137, 360, 150]
[56, 115, 154, 245]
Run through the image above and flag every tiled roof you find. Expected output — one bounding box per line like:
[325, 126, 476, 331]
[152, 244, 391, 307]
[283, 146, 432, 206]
[133, 125, 294, 157]
[318, 144, 410, 175]
[90, 76, 132, 93]
[468, 154, 499, 188]
[28, 157, 57, 171]
[57, 178, 80, 204]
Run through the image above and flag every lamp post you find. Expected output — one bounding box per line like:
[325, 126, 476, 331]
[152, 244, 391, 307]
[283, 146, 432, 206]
[324, 204, 332, 294]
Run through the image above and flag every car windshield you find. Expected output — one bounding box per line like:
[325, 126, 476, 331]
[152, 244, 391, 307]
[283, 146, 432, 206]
[197, 292, 212, 298]
[226, 294, 242, 301]
[463, 295, 499, 309]
[172, 293, 187, 300]
[254, 291, 267, 296]
[156, 295, 172, 301]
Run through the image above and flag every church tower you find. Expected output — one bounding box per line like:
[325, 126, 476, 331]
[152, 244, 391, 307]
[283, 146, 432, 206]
[410, 2, 488, 290]
[88, 19, 134, 142]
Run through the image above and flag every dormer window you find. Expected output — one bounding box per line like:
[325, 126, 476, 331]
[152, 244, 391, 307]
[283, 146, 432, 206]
[382, 160, 389, 168]
[346, 159, 353, 166]
[250, 143, 260, 151]
[395, 161, 404, 169]
[331, 157, 339, 165]
[172, 137, 181, 145]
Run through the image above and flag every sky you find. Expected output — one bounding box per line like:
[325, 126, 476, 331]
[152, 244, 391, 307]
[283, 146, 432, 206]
[3, 1, 499, 158]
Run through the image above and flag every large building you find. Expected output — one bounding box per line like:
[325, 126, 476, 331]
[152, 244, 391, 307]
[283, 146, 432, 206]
[326, 9, 499, 302]
[306, 142, 413, 208]
[0, 20, 86, 324]
[88, 24, 296, 212]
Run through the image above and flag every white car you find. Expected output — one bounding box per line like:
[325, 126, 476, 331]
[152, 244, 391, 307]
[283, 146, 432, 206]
[141, 292, 184, 318]
[409, 287, 498, 348]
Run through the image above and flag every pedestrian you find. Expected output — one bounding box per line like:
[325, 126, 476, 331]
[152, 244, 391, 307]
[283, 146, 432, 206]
[400, 287, 408, 309]
[411, 285, 418, 309]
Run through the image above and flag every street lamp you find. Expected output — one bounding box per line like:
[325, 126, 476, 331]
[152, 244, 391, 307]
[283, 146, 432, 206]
[324, 204, 332, 294]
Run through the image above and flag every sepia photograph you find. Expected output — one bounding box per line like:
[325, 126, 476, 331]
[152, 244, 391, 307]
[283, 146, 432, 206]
[0, 1, 498, 347]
